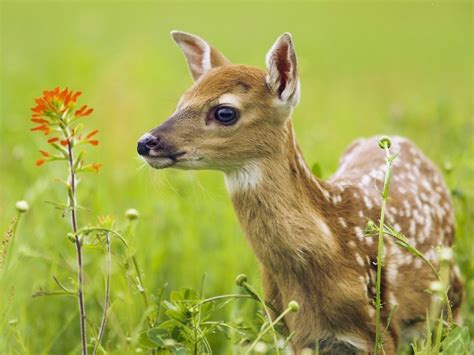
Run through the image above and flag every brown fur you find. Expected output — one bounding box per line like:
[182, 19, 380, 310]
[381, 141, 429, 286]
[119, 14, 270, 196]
[140, 32, 463, 354]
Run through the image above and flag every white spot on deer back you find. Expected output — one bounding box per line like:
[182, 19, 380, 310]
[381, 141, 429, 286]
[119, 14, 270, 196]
[386, 264, 398, 284]
[361, 175, 371, 186]
[398, 187, 407, 194]
[354, 226, 365, 240]
[338, 217, 348, 228]
[355, 253, 365, 267]
[363, 196, 373, 209]
[409, 220, 416, 236]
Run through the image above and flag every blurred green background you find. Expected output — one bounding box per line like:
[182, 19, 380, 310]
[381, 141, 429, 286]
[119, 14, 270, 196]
[1, 0, 472, 353]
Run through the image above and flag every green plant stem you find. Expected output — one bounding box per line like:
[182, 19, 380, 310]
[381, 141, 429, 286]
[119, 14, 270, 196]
[93, 233, 111, 355]
[124, 221, 154, 330]
[374, 144, 393, 353]
[32, 290, 76, 297]
[4, 211, 22, 272]
[80, 223, 156, 328]
[79, 227, 128, 247]
[245, 306, 293, 354]
[132, 254, 153, 327]
[241, 281, 280, 355]
[67, 140, 88, 355]
[193, 294, 253, 308]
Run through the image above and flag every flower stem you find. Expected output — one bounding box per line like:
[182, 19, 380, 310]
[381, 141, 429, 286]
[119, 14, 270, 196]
[241, 280, 280, 354]
[67, 140, 88, 355]
[4, 211, 21, 272]
[245, 306, 293, 354]
[93, 233, 111, 355]
[374, 144, 394, 353]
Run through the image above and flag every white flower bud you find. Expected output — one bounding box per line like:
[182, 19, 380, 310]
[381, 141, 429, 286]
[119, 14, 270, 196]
[125, 208, 139, 220]
[439, 247, 453, 262]
[15, 200, 29, 213]
[430, 281, 444, 293]
[254, 342, 268, 353]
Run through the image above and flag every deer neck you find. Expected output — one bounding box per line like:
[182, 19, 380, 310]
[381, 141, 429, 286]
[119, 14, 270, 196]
[224, 121, 339, 274]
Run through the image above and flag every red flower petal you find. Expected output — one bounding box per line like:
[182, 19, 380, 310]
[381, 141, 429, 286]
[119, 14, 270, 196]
[58, 88, 68, 101]
[31, 125, 49, 132]
[31, 106, 45, 113]
[75, 104, 87, 115]
[36, 159, 45, 166]
[34, 98, 46, 106]
[88, 140, 99, 146]
[31, 118, 49, 124]
[82, 108, 94, 116]
[86, 130, 99, 139]
[39, 150, 50, 157]
[71, 91, 82, 102]
[64, 91, 73, 106]
[47, 137, 59, 143]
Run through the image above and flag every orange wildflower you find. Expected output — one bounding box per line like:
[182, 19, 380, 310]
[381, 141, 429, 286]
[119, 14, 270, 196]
[31, 87, 100, 171]
[31, 87, 82, 117]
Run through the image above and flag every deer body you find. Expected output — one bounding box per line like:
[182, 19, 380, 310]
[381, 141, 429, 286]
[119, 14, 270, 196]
[138, 32, 463, 354]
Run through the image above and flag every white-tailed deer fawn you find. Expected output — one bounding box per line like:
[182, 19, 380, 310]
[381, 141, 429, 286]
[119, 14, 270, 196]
[137, 31, 463, 354]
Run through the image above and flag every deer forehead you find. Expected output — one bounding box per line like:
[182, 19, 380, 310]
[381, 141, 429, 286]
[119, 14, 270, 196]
[179, 65, 271, 104]
[176, 92, 244, 112]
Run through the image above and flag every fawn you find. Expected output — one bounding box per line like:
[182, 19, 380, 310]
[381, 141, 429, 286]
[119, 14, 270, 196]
[137, 31, 463, 354]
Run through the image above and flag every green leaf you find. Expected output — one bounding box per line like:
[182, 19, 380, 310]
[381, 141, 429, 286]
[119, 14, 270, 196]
[147, 328, 169, 346]
[163, 300, 178, 312]
[165, 309, 186, 322]
[158, 320, 181, 330]
[137, 331, 158, 349]
[442, 325, 470, 354]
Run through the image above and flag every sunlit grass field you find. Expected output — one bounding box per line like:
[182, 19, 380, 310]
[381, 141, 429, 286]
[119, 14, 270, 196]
[1, 1, 472, 353]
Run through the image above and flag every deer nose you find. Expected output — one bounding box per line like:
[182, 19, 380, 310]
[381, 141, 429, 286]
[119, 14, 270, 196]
[137, 133, 159, 156]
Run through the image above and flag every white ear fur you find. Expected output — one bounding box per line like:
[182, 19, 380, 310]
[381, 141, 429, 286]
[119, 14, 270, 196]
[265, 33, 300, 106]
[171, 31, 229, 81]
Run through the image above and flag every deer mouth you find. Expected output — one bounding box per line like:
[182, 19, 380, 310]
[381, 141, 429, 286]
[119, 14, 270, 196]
[143, 151, 186, 169]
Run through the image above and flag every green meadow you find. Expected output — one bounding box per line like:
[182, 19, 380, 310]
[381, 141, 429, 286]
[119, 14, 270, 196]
[0, 1, 472, 353]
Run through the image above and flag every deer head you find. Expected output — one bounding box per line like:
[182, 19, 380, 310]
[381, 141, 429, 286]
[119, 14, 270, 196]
[137, 31, 300, 172]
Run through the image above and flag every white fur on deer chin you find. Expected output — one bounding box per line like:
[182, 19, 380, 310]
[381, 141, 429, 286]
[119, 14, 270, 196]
[335, 334, 368, 352]
[224, 162, 262, 194]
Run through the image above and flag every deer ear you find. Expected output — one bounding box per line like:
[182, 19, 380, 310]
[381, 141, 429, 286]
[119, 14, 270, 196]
[171, 31, 230, 81]
[265, 33, 300, 106]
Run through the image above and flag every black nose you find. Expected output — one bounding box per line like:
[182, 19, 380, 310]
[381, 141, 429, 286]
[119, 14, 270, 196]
[137, 133, 159, 156]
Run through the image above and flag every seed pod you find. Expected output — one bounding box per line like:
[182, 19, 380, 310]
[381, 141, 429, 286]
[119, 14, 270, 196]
[378, 136, 392, 149]
[235, 274, 248, 286]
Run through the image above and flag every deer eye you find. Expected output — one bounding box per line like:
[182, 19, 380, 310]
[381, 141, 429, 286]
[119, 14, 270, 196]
[213, 106, 238, 125]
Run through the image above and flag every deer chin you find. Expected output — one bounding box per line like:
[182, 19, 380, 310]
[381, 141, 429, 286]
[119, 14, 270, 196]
[143, 156, 176, 169]
[143, 152, 204, 170]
